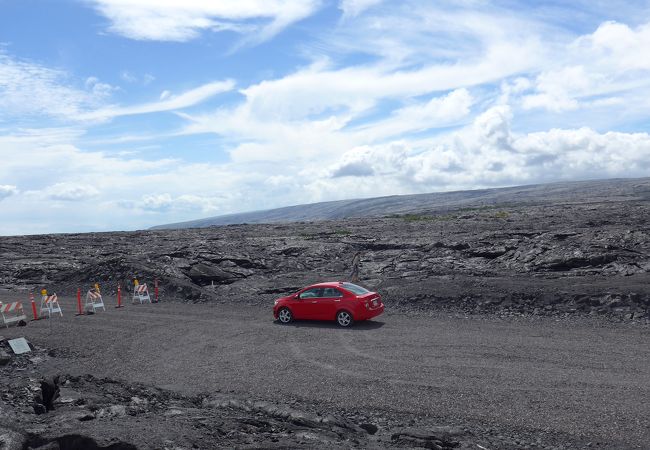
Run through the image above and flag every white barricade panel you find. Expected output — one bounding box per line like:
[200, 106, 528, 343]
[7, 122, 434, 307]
[85, 289, 106, 313]
[133, 284, 151, 304]
[40, 294, 62, 318]
[1, 301, 27, 327]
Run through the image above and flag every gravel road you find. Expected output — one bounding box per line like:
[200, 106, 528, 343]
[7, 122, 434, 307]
[3, 296, 648, 448]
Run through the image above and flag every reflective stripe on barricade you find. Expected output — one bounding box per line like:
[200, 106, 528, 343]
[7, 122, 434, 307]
[40, 294, 63, 318]
[85, 289, 106, 313]
[133, 283, 151, 304]
[0, 301, 27, 328]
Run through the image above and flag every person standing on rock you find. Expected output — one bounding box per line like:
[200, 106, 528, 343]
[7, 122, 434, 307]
[349, 252, 361, 282]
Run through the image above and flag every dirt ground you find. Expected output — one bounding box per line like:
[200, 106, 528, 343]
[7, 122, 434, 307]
[1, 296, 648, 449]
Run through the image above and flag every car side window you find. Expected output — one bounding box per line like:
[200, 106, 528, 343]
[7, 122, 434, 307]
[299, 288, 321, 299]
[322, 288, 343, 298]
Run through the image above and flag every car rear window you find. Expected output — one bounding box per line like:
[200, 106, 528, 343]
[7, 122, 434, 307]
[341, 283, 370, 295]
[322, 287, 343, 298]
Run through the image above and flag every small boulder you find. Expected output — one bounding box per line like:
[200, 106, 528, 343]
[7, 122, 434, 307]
[0, 427, 27, 450]
[360, 423, 378, 435]
[0, 350, 11, 366]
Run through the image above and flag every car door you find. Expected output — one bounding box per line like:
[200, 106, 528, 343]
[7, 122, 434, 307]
[318, 287, 343, 320]
[295, 288, 322, 319]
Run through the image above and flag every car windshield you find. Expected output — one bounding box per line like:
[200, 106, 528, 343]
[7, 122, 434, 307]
[341, 282, 370, 295]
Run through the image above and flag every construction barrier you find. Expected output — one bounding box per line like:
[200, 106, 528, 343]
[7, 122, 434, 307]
[2, 279, 159, 325]
[133, 283, 151, 304]
[85, 288, 106, 313]
[40, 292, 63, 318]
[0, 301, 27, 328]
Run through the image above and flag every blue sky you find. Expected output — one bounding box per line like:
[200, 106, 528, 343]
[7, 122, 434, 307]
[1, 0, 649, 235]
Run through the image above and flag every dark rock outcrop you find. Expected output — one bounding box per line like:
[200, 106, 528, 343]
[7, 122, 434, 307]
[0, 178, 648, 319]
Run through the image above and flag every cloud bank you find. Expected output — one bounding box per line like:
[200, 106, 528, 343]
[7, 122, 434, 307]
[88, 0, 321, 43]
[1, 1, 649, 234]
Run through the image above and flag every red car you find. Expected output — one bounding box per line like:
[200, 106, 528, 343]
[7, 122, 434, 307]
[273, 282, 384, 327]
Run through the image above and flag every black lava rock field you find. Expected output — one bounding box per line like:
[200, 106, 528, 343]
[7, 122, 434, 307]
[1, 178, 649, 320]
[1, 178, 649, 449]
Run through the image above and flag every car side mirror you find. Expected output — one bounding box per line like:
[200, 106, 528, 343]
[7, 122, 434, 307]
[293, 294, 300, 299]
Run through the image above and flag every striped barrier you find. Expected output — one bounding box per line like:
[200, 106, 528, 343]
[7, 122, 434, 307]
[0, 301, 27, 328]
[133, 283, 151, 304]
[85, 289, 106, 313]
[40, 293, 63, 318]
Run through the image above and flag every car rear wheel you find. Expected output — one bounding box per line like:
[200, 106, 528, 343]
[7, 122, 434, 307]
[336, 310, 353, 327]
[278, 308, 293, 324]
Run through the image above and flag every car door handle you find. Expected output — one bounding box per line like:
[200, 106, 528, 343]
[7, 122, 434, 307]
[311, 301, 317, 303]
[334, 299, 341, 302]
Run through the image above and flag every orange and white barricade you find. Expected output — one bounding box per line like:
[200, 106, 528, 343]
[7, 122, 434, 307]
[40, 293, 63, 318]
[0, 301, 27, 328]
[133, 283, 151, 304]
[85, 288, 106, 313]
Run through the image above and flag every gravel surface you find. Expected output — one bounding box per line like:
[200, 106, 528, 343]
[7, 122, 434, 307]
[1, 298, 648, 449]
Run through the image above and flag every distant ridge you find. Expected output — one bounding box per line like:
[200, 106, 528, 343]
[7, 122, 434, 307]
[150, 177, 650, 230]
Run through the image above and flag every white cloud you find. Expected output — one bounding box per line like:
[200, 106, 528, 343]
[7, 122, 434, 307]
[237, 44, 538, 122]
[0, 185, 18, 200]
[139, 193, 222, 212]
[141, 193, 173, 211]
[0, 53, 110, 121]
[323, 106, 650, 193]
[350, 88, 474, 141]
[0, 130, 247, 234]
[79, 80, 235, 121]
[143, 74, 155, 85]
[178, 40, 536, 165]
[573, 21, 650, 72]
[2, 99, 648, 235]
[39, 182, 100, 201]
[0, 50, 229, 125]
[120, 71, 137, 83]
[330, 143, 406, 178]
[121, 71, 156, 85]
[521, 21, 650, 112]
[85, 76, 118, 98]
[88, 0, 321, 43]
[339, 0, 382, 19]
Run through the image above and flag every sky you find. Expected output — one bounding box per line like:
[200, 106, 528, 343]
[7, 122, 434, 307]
[1, 0, 649, 235]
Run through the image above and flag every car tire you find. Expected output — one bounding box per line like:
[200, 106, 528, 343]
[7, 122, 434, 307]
[278, 307, 293, 324]
[336, 310, 354, 327]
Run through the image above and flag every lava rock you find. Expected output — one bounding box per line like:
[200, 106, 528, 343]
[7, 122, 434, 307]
[360, 423, 379, 434]
[0, 426, 27, 450]
[0, 350, 11, 366]
[33, 376, 61, 413]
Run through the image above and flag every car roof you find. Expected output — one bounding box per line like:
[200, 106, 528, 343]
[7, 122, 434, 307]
[307, 281, 345, 288]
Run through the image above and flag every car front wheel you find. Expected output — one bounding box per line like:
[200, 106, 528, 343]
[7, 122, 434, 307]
[336, 310, 353, 327]
[278, 307, 293, 324]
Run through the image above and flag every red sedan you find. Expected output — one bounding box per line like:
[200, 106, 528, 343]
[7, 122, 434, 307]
[273, 282, 384, 327]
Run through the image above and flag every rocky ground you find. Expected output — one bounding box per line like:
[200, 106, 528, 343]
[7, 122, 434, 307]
[1, 303, 647, 450]
[0, 348, 479, 449]
[1, 189, 649, 449]
[1, 197, 648, 320]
